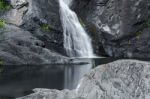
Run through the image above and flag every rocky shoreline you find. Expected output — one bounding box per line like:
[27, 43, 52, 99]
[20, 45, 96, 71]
[18, 59, 150, 99]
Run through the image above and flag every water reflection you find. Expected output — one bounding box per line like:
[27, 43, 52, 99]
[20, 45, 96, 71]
[0, 58, 116, 98]
[0, 58, 94, 98]
[64, 59, 93, 89]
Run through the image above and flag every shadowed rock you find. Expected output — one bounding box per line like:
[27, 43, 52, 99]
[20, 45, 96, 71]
[73, 0, 150, 58]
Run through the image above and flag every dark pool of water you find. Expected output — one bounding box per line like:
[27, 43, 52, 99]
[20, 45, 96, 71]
[0, 58, 117, 99]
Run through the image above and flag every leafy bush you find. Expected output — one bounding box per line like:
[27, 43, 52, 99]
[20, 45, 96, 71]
[0, 19, 5, 28]
[0, 0, 11, 10]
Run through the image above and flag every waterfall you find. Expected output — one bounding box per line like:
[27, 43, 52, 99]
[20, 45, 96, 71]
[59, 0, 94, 57]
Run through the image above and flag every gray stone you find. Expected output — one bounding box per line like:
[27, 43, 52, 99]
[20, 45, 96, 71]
[18, 89, 77, 99]
[0, 0, 68, 64]
[11, 0, 28, 9]
[2, 6, 28, 26]
[77, 60, 150, 99]
[0, 25, 68, 65]
[73, 0, 150, 58]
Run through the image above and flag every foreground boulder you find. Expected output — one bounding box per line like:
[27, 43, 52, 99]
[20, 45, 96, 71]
[18, 60, 150, 99]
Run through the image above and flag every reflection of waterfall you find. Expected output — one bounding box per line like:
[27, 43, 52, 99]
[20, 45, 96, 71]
[59, 0, 94, 57]
[64, 59, 93, 89]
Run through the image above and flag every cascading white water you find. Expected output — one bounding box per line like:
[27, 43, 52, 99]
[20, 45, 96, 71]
[59, 0, 94, 57]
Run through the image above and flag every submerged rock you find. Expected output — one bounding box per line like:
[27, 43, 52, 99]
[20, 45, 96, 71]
[18, 60, 150, 99]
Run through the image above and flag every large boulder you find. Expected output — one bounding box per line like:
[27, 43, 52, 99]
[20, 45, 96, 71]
[0, 0, 68, 64]
[77, 59, 150, 99]
[0, 25, 68, 65]
[73, 0, 150, 58]
[18, 89, 77, 99]
[18, 60, 150, 99]
[21, 0, 66, 55]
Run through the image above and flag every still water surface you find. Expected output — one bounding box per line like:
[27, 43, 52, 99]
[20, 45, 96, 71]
[0, 58, 116, 98]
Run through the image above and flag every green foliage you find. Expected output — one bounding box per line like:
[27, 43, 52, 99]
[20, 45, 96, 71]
[147, 18, 150, 27]
[0, 60, 3, 66]
[135, 31, 142, 39]
[0, 60, 3, 73]
[88, 25, 98, 40]
[79, 18, 86, 27]
[41, 24, 50, 31]
[0, 0, 11, 10]
[0, 19, 5, 28]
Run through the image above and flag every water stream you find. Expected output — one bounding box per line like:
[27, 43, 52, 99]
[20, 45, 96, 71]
[59, 0, 94, 57]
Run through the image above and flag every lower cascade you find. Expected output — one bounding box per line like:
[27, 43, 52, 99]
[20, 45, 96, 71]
[59, 0, 94, 57]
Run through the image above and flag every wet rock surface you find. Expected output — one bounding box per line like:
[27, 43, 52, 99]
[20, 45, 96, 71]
[22, 0, 65, 55]
[0, 0, 67, 64]
[18, 60, 150, 99]
[0, 25, 67, 65]
[73, 0, 150, 58]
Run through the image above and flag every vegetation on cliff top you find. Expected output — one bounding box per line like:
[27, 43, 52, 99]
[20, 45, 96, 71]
[0, 0, 11, 10]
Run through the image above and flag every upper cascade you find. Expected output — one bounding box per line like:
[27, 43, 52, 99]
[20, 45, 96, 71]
[59, 0, 94, 58]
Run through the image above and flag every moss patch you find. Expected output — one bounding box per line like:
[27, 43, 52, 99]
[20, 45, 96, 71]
[0, 19, 6, 28]
[79, 18, 86, 27]
[147, 18, 150, 27]
[41, 24, 50, 31]
[0, 0, 11, 10]
[0, 59, 3, 73]
[0, 60, 3, 66]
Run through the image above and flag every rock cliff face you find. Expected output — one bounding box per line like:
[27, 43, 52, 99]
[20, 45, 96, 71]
[0, 0, 68, 64]
[1, 0, 150, 64]
[18, 60, 150, 99]
[73, 0, 150, 58]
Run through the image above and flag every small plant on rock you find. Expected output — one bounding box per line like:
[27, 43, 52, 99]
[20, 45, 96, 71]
[0, 0, 11, 10]
[0, 19, 6, 28]
[0, 60, 3, 66]
[0, 19, 5, 28]
[0, 59, 3, 73]
[41, 24, 50, 31]
[79, 18, 86, 27]
[147, 18, 150, 27]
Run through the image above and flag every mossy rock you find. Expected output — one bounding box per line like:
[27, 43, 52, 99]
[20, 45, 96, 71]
[0, 19, 6, 28]
[147, 18, 150, 27]
[41, 24, 51, 31]
[0, 59, 3, 73]
[79, 18, 86, 27]
[0, 0, 12, 10]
